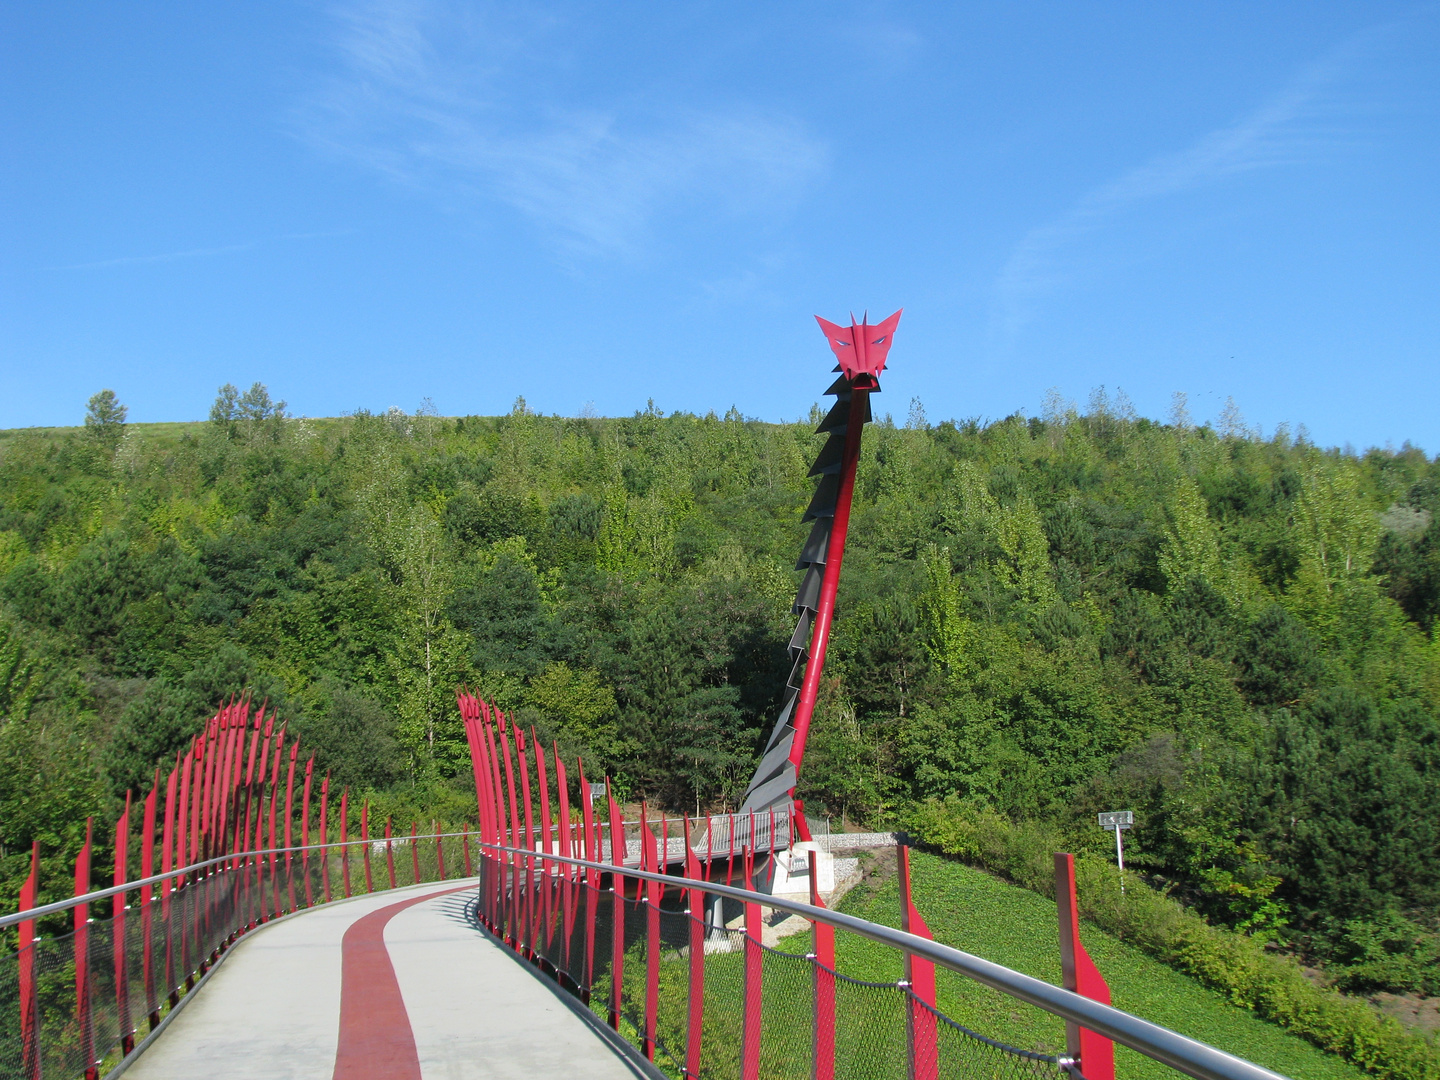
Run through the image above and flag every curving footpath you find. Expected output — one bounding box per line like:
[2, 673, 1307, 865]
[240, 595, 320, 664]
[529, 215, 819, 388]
[120, 880, 654, 1080]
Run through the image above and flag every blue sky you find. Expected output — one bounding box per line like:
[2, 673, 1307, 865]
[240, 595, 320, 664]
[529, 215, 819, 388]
[3, 3, 1437, 452]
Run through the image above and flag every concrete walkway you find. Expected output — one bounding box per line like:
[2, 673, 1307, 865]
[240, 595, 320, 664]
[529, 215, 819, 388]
[123, 880, 653, 1080]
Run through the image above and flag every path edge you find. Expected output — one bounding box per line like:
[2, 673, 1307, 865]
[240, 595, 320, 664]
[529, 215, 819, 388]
[460, 895, 670, 1080]
[102, 878, 480, 1080]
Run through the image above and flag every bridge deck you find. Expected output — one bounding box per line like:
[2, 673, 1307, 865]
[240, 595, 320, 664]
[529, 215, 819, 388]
[121, 880, 651, 1080]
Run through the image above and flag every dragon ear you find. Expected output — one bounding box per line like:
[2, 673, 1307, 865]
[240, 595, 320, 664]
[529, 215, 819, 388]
[815, 316, 855, 367]
[870, 309, 902, 344]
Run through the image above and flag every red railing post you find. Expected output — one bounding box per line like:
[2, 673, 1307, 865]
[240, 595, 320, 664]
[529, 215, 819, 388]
[410, 822, 421, 884]
[641, 807, 660, 1061]
[229, 702, 249, 864]
[283, 744, 298, 868]
[459, 694, 491, 850]
[535, 734, 554, 951]
[282, 743, 298, 913]
[319, 774, 331, 903]
[684, 822, 705, 1080]
[199, 712, 218, 862]
[726, 814, 736, 888]
[499, 716, 522, 947]
[75, 819, 96, 1080]
[114, 792, 134, 1054]
[256, 716, 273, 837]
[140, 777, 159, 1029]
[456, 698, 484, 907]
[340, 788, 351, 898]
[214, 714, 235, 865]
[1055, 853, 1115, 1080]
[483, 715, 508, 932]
[385, 818, 397, 890]
[579, 763, 599, 994]
[268, 728, 284, 892]
[477, 708, 501, 890]
[898, 842, 938, 1080]
[555, 750, 574, 970]
[742, 847, 762, 1080]
[608, 785, 626, 1031]
[240, 710, 262, 873]
[361, 802, 374, 893]
[184, 740, 202, 987]
[301, 756, 314, 907]
[515, 727, 535, 956]
[162, 760, 179, 1003]
[810, 849, 836, 1080]
[18, 841, 40, 1080]
[178, 744, 194, 874]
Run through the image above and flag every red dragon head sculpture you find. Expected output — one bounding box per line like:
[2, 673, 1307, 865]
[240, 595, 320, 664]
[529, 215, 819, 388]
[814, 309, 902, 389]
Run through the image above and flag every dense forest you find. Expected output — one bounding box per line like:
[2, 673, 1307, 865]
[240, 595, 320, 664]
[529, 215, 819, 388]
[2, 383, 1439, 999]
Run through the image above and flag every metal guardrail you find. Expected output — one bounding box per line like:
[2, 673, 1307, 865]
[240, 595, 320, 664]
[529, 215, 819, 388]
[5, 832, 1290, 1080]
[0, 836, 378, 930]
[1, 830, 476, 1079]
[472, 838, 1288, 1080]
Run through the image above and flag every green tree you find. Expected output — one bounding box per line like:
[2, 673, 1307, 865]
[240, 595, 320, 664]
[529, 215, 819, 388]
[526, 661, 620, 758]
[1158, 476, 1223, 595]
[388, 506, 466, 772]
[83, 388, 127, 447]
[993, 492, 1057, 607]
[918, 545, 972, 680]
[595, 486, 691, 579]
[1294, 461, 1380, 597]
[0, 618, 40, 721]
[943, 462, 1055, 607]
[209, 383, 241, 438]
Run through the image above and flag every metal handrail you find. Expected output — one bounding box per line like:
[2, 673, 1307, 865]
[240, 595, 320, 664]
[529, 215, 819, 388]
[3, 831, 1290, 1080]
[0, 832, 474, 929]
[473, 838, 1288, 1080]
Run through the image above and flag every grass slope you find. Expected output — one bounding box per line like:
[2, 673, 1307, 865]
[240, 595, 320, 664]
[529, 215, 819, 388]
[835, 851, 1364, 1080]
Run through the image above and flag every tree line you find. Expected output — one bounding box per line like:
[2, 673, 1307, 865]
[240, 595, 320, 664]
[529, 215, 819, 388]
[1, 384, 1439, 995]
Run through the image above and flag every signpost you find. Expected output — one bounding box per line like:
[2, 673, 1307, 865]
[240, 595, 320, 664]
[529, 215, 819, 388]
[1097, 811, 1133, 893]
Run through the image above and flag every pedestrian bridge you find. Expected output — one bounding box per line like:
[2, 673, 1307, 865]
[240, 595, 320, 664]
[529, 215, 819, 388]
[3, 697, 1285, 1080]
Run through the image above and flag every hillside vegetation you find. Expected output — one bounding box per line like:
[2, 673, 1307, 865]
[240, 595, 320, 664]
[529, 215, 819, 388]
[2, 386, 1439, 1007]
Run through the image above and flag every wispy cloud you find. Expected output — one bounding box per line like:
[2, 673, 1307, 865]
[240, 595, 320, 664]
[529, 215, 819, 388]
[297, 0, 828, 260]
[50, 242, 258, 271]
[832, 16, 922, 72]
[47, 230, 353, 271]
[992, 19, 1399, 341]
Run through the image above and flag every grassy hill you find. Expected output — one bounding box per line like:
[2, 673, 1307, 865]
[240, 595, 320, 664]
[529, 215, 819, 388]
[835, 849, 1363, 1080]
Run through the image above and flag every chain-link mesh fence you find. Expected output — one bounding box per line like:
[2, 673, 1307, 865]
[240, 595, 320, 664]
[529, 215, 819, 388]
[468, 850, 1076, 1080]
[0, 834, 478, 1079]
[922, 994, 1072, 1080]
[4, 835, 1141, 1080]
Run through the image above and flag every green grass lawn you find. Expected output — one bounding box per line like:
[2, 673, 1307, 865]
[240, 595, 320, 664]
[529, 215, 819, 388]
[833, 850, 1364, 1080]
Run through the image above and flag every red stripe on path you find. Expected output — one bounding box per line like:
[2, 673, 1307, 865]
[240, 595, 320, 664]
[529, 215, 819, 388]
[333, 886, 472, 1080]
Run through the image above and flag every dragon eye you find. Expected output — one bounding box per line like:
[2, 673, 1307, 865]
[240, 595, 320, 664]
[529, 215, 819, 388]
[835, 340, 852, 348]
[872, 336, 887, 346]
